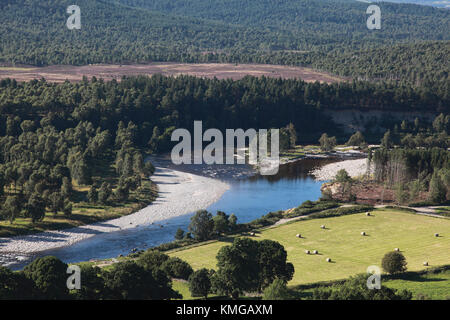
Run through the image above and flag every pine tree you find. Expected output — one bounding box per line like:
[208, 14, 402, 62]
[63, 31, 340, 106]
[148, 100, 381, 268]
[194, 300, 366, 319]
[87, 185, 98, 203]
[429, 171, 446, 204]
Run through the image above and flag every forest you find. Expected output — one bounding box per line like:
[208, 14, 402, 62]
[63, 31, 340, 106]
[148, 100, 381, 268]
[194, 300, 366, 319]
[0, 0, 449, 85]
[0, 75, 447, 143]
[364, 114, 450, 204]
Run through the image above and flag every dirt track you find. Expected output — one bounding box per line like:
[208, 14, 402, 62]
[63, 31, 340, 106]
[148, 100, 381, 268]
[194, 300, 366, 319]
[0, 63, 343, 83]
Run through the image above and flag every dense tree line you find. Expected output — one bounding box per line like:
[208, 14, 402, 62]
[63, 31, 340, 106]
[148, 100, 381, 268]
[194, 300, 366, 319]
[0, 75, 447, 145]
[369, 114, 449, 204]
[0, 238, 294, 300]
[0, 253, 187, 300]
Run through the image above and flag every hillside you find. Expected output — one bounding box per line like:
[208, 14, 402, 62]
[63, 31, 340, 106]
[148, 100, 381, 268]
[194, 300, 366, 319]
[1, 0, 449, 84]
[0, 0, 291, 66]
[384, 0, 449, 8]
[111, 0, 450, 43]
[1, 0, 449, 63]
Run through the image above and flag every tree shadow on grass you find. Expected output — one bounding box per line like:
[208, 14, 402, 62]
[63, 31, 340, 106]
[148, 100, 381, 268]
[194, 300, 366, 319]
[390, 272, 447, 283]
[218, 236, 236, 244]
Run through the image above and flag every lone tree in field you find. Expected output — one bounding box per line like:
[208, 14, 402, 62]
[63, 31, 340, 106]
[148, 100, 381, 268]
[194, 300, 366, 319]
[188, 268, 212, 299]
[212, 238, 294, 298]
[382, 251, 407, 274]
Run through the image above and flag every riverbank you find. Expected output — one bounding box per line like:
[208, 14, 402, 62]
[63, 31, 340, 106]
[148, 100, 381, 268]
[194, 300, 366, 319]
[0, 167, 229, 265]
[310, 158, 370, 181]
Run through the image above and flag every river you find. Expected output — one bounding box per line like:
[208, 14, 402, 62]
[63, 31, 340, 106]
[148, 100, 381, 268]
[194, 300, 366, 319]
[4, 158, 335, 269]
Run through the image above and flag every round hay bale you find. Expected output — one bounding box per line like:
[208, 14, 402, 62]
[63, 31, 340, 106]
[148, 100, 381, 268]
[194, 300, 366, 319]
[305, 250, 310, 254]
[326, 258, 331, 262]
[250, 232, 255, 236]
[435, 233, 439, 237]
[296, 234, 301, 238]
[313, 250, 318, 254]
[423, 261, 429, 266]
[321, 225, 326, 229]
[394, 248, 400, 252]
[366, 212, 370, 216]
[361, 231, 366, 236]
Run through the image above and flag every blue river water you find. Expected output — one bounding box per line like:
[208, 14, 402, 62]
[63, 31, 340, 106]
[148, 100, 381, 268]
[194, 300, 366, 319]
[7, 158, 335, 269]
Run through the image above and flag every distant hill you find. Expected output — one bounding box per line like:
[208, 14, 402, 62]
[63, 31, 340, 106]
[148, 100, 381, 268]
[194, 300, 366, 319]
[377, 0, 449, 8]
[110, 0, 449, 36]
[0, 0, 281, 66]
[0, 0, 448, 84]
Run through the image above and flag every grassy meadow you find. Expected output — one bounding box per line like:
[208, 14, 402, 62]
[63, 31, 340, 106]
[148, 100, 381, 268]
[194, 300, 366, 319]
[169, 209, 450, 286]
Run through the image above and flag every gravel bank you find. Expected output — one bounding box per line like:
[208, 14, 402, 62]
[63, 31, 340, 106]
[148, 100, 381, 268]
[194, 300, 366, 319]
[0, 167, 229, 257]
[311, 158, 369, 181]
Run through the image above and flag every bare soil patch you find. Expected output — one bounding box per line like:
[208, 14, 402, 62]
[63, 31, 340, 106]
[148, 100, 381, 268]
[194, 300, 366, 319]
[0, 63, 344, 83]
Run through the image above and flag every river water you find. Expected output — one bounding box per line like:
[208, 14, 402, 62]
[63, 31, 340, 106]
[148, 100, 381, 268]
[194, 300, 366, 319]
[4, 158, 335, 269]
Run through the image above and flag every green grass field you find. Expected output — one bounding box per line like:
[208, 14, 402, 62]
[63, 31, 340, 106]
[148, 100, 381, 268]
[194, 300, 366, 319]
[169, 209, 450, 286]
[173, 269, 450, 300]
[383, 269, 450, 300]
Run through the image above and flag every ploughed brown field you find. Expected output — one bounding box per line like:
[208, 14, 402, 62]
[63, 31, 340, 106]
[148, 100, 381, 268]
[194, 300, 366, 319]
[0, 63, 343, 83]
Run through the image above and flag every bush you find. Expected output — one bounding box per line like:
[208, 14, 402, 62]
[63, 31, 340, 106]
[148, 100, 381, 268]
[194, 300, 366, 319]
[319, 133, 337, 152]
[346, 131, 366, 147]
[23, 256, 69, 299]
[0, 266, 36, 300]
[335, 169, 352, 183]
[262, 278, 293, 300]
[188, 268, 212, 299]
[137, 250, 169, 271]
[175, 228, 185, 240]
[382, 251, 407, 274]
[162, 257, 193, 280]
[307, 205, 373, 220]
[312, 274, 412, 300]
[71, 265, 104, 300]
[286, 201, 339, 219]
[102, 261, 180, 300]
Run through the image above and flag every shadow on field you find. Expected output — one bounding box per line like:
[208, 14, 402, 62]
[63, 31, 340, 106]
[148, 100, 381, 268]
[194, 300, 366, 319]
[390, 272, 447, 283]
[218, 236, 235, 244]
